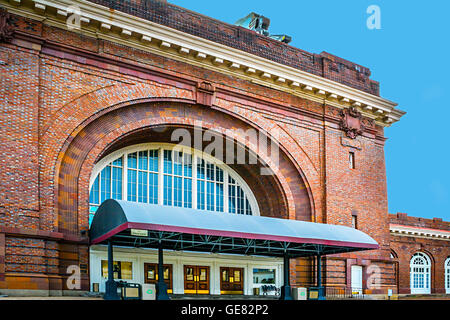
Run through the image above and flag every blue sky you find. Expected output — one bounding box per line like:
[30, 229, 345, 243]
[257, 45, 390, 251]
[171, 0, 450, 220]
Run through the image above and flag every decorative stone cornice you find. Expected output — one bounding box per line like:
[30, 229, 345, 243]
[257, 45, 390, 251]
[390, 224, 450, 241]
[1, 0, 406, 126]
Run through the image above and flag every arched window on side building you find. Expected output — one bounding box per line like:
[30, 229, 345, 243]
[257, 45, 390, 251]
[445, 257, 450, 294]
[410, 252, 431, 294]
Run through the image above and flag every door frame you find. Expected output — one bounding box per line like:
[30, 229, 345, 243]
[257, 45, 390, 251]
[220, 267, 244, 294]
[351, 265, 363, 294]
[144, 263, 173, 293]
[183, 265, 210, 294]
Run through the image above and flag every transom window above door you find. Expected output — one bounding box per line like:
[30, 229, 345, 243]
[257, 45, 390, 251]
[89, 143, 260, 224]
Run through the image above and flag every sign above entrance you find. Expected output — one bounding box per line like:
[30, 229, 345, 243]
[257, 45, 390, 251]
[131, 229, 149, 237]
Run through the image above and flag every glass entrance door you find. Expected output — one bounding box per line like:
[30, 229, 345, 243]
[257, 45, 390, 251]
[144, 263, 173, 293]
[184, 265, 210, 294]
[220, 267, 244, 294]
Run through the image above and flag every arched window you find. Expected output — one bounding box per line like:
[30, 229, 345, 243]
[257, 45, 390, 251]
[88, 143, 260, 225]
[445, 257, 450, 294]
[410, 252, 431, 294]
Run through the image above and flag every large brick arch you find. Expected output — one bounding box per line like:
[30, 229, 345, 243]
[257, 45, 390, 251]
[39, 83, 319, 234]
[58, 102, 312, 234]
[76, 123, 296, 231]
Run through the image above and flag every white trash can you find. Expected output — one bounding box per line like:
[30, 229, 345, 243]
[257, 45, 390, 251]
[291, 287, 307, 300]
[142, 284, 156, 300]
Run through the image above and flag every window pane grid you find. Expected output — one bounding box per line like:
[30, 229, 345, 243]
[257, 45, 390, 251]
[410, 253, 431, 290]
[112, 166, 123, 200]
[174, 176, 182, 207]
[138, 171, 148, 203]
[100, 166, 111, 203]
[197, 180, 205, 210]
[149, 172, 158, 204]
[127, 168, 137, 202]
[446, 259, 450, 290]
[90, 147, 256, 218]
[164, 175, 173, 206]
[184, 154, 192, 177]
[228, 184, 236, 214]
[216, 183, 224, 212]
[184, 178, 192, 208]
[127, 150, 159, 204]
[227, 176, 250, 215]
[89, 156, 124, 224]
[90, 175, 100, 204]
[207, 181, 215, 211]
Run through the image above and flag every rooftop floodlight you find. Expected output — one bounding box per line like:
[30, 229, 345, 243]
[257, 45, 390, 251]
[269, 34, 292, 44]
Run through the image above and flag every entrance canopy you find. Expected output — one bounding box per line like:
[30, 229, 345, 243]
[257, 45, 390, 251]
[89, 200, 378, 258]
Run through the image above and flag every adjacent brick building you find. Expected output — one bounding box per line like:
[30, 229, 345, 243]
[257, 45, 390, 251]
[390, 213, 450, 294]
[0, 0, 447, 297]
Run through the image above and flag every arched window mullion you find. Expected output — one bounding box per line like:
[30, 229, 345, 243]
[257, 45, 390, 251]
[181, 150, 184, 208]
[123, 153, 128, 201]
[109, 165, 113, 201]
[170, 150, 174, 206]
[212, 162, 216, 211]
[224, 170, 229, 213]
[146, 150, 150, 205]
[192, 154, 197, 209]
[158, 147, 164, 206]
[98, 170, 102, 205]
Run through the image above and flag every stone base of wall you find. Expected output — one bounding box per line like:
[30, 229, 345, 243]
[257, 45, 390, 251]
[0, 288, 89, 297]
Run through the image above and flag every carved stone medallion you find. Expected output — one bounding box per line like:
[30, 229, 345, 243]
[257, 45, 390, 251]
[339, 106, 364, 139]
[0, 8, 14, 43]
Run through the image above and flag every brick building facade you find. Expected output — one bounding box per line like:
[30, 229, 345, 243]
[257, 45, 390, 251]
[0, 0, 447, 297]
[390, 213, 450, 294]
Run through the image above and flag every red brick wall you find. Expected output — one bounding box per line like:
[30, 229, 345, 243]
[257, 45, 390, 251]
[0, 12, 396, 294]
[391, 212, 450, 231]
[0, 233, 5, 288]
[0, 44, 40, 227]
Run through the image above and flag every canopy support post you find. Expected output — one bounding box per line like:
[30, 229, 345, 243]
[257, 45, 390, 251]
[317, 251, 325, 300]
[280, 253, 293, 300]
[156, 240, 170, 300]
[104, 240, 120, 300]
[317, 253, 322, 287]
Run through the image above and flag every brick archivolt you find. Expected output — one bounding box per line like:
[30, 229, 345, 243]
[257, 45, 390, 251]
[38, 84, 319, 234]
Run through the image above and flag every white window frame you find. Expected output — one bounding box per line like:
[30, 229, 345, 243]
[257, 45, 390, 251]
[445, 257, 450, 294]
[410, 252, 431, 294]
[89, 143, 260, 216]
